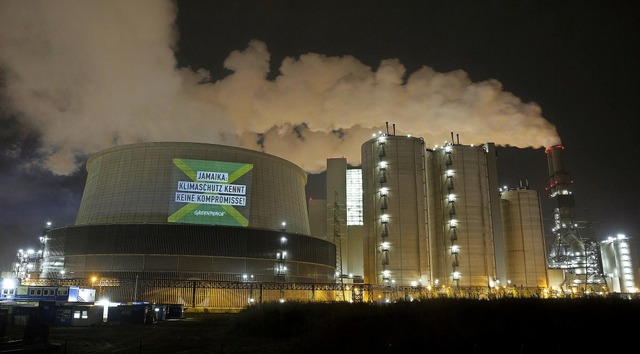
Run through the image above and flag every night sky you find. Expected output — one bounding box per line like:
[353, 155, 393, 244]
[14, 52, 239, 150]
[0, 0, 638, 271]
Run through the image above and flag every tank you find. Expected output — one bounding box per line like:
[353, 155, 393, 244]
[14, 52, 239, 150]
[361, 134, 429, 286]
[600, 235, 639, 294]
[500, 187, 549, 288]
[426, 143, 498, 288]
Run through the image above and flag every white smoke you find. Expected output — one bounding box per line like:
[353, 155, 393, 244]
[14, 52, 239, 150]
[0, 0, 560, 175]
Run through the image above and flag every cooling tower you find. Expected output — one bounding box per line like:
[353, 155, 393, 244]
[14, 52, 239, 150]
[500, 185, 549, 288]
[361, 134, 429, 286]
[42, 142, 336, 282]
[76, 142, 310, 234]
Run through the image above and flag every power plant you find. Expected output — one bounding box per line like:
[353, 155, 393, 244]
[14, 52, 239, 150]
[544, 145, 609, 292]
[2, 125, 638, 307]
[357, 125, 547, 293]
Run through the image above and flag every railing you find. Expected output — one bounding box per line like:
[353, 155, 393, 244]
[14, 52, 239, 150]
[14, 278, 590, 309]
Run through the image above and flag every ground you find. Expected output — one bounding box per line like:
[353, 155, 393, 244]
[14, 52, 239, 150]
[2, 298, 640, 353]
[2, 312, 297, 354]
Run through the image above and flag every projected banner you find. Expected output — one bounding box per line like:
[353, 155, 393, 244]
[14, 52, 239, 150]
[168, 158, 253, 227]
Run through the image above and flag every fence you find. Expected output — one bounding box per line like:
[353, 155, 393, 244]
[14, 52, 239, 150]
[21, 278, 556, 309]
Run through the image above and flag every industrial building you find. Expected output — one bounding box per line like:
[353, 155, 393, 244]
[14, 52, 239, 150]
[361, 133, 431, 287]
[10, 130, 638, 304]
[357, 128, 547, 290]
[40, 142, 336, 284]
[600, 234, 639, 294]
[500, 184, 549, 288]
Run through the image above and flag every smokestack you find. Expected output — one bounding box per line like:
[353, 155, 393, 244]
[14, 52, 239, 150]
[545, 145, 572, 189]
[456, 134, 459, 144]
[392, 124, 395, 135]
[545, 144, 575, 221]
[386, 122, 389, 135]
[451, 132, 454, 143]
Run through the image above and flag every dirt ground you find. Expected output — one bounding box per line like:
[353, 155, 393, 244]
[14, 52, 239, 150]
[4, 298, 639, 353]
[1, 312, 296, 354]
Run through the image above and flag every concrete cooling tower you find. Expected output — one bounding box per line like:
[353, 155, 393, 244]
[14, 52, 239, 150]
[42, 142, 336, 283]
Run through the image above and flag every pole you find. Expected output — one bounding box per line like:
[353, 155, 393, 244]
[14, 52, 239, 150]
[134, 275, 138, 302]
[192, 280, 197, 308]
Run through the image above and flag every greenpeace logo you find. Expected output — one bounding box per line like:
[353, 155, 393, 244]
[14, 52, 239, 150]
[194, 210, 226, 217]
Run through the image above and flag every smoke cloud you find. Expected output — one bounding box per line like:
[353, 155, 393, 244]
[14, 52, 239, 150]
[0, 0, 560, 176]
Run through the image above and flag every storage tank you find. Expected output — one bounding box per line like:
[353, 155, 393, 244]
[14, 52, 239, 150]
[361, 133, 429, 286]
[426, 142, 500, 288]
[600, 234, 639, 294]
[500, 185, 549, 288]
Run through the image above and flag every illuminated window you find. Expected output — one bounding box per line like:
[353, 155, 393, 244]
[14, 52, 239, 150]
[73, 311, 81, 319]
[346, 169, 363, 225]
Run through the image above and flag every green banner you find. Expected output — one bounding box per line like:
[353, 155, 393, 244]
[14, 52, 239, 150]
[168, 159, 253, 227]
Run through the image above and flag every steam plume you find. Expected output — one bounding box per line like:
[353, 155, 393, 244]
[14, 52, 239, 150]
[0, 0, 560, 175]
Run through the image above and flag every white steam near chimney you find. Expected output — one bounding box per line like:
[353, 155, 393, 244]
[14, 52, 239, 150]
[0, 0, 560, 176]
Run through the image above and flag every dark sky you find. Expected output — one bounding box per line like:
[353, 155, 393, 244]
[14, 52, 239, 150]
[0, 0, 638, 271]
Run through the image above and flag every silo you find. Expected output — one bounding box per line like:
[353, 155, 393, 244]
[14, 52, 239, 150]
[361, 133, 429, 286]
[600, 235, 639, 294]
[500, 185, 549, 288]
[426, 143, 499, 288]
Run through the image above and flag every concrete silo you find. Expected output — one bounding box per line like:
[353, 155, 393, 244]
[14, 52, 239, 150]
[500, 183, 549, 288]
[361, 131, 429, 286]
[426, 141, 504, 288]
[600, 234, 638, 294]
